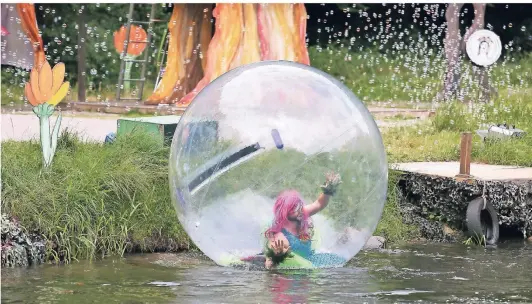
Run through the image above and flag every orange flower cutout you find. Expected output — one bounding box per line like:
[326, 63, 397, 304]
[25, 61, 70, 107]
[113, 25, 148, 56]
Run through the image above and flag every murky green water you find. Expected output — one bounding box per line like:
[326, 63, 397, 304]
[2, 242, 531, 304]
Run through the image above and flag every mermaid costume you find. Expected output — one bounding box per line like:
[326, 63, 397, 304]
[271, 228, 346, 269]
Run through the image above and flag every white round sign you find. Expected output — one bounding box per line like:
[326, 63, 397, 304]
[466, 29, 502, 67]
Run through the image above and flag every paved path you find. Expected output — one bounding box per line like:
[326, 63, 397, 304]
[1, 113, 421, 143]
[1, 113, 118, 142]
[393, 162, 532, 181]
[3, 101, 436, 116]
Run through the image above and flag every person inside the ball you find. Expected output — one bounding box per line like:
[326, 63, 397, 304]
[263, 172, 347, 269]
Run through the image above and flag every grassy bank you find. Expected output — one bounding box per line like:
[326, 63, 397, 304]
[374, 170, 420, 243]
[1, 130, 417, 263]
[384, 90, 532, 167]
[1, 131, 190, 263]
[2, 45, 530, 263]
[3, 93, 530, 263]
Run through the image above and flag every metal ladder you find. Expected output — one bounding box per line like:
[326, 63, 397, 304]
[115, 3, 157, 102]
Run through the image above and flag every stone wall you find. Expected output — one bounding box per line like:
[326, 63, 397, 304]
[395, 172, 532, 242]
[1, 213, 46, 268]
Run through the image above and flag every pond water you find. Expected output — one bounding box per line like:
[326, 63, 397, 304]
[2, 242, 531, 304]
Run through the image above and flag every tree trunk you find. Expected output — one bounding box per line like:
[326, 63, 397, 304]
[77, 5, 87, 102]
[462, 3, 486, 51]
[464, 4, 492, 103]
[443, 3, 491, 103]
[442, 3, 464, 101]
[145, 4, 212, 105]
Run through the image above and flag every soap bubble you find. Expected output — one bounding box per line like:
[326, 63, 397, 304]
[169, 61, 388, 269]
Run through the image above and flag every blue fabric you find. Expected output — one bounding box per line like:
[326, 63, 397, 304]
[281, 229, 346, 267]
[104, 132, 116, 144]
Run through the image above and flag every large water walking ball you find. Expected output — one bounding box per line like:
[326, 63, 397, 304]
[169, 61, 388, 269]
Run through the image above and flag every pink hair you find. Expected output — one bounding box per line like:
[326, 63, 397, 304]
[265, 190, 311, 241]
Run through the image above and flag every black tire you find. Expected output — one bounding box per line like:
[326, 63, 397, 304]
[466, 197, 500, 245]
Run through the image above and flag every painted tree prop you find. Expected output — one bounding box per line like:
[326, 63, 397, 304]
[145, 4, 212, 105]
[179, 3, 310, 106]
[114, 25, 148, 94]
[24, 61, 70, 169]
[146, 3, 309, 106]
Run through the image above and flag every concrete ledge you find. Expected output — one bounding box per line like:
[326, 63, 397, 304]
[394, 166, 532, 242]
[393, 162, 532, 181]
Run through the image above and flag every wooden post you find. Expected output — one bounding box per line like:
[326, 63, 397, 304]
[457, 132, 473, 178]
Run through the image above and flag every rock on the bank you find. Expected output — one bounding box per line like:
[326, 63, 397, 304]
[1, 213, 46, 268]
[363, 236, 386, 250]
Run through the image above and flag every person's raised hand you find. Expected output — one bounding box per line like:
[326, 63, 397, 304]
[321, 171, 342, 196]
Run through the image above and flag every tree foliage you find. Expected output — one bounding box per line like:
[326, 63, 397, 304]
[34, 4, 169, 95]
[2, 3, 531, 96]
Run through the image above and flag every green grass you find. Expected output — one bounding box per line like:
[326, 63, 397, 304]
[384, 90, 532, 167]
[185, 141, 389, 231]
[309, 47, 532, 103]
[463, 233, 487, 247]
[1, 130, 190, 263]
[188, 143, 419, 245]
[374, 170, 420, 244]
[309, 46, 444, 103]
[381, 113, 419, 121]
[2, 130, 418, 263]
